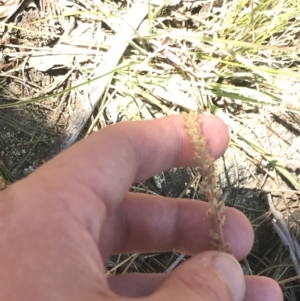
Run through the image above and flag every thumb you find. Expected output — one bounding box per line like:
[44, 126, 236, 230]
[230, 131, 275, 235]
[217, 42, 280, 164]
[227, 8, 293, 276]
[151, 251, 245, 301]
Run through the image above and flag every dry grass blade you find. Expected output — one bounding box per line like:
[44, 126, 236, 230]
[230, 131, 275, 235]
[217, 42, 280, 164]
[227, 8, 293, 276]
[235, 135, 300, 191]
[51, 1, 163, 154]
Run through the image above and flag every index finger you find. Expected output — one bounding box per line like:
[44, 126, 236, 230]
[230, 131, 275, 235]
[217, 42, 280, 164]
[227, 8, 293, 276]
[24, 114, 229, 237]
[36, 114, 227, 200]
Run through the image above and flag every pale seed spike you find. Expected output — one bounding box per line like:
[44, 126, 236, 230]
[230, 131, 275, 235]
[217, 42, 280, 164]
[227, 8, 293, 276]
[183, 111, 229, 253]
[210, 230, 220, 241]
[214, 188, 223, 199]
[217, 201, 225, 212]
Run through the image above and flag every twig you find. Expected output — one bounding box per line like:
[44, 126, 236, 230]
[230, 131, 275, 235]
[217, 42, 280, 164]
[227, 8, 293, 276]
[268, 193, 300, 279]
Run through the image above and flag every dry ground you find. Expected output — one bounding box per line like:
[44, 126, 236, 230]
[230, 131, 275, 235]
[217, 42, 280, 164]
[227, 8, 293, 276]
[1, 0, 300, 300]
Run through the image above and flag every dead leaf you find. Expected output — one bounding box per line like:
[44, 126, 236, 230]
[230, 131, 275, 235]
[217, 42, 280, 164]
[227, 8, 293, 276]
[0, 0, 24, 21]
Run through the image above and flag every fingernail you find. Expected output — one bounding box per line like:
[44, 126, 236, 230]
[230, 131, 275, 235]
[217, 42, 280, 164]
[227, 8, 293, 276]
[212, 253, 245, 301]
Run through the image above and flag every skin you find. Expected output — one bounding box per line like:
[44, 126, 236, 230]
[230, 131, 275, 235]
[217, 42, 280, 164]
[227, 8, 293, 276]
[0, 114, 283, 301]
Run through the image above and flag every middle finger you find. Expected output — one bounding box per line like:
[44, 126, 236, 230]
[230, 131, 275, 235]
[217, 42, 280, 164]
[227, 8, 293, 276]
[100, 192, 254, 261]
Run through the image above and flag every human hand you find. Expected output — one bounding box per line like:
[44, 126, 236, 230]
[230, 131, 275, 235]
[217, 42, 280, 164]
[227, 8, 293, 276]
[0, 114, 282, 301]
